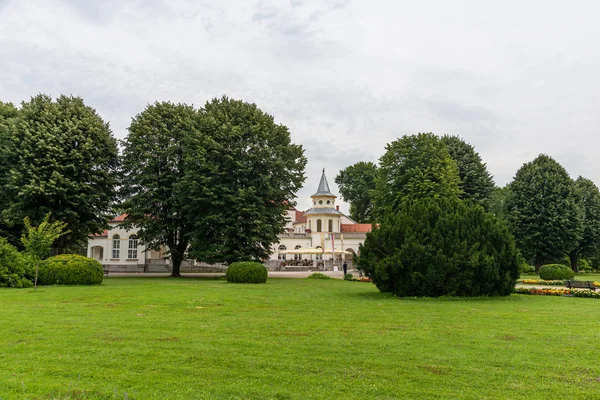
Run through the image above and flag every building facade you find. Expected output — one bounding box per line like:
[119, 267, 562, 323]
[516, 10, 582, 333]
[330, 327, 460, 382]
[88, 170, 371, 272]
[269, 170, 372, 270]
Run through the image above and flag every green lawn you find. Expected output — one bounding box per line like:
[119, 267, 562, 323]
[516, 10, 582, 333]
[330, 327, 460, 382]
[1, 277, 600, 400]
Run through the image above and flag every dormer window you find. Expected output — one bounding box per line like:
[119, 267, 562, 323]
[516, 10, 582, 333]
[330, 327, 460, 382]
[326, 200, 331, 205]
[319, 200, 323, 204]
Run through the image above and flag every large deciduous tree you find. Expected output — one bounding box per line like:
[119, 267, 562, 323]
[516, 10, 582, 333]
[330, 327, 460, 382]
[2, 95, 119, 252]
[183, 97, 306, 265]
[0, 102, 20, 244]
[120, 102, 198, 277]
[373, 133, 461, 217]
[441, 135, 495, 208]
[334, 161, 377, 223]
[505, 154, 583, 271]
[566, 177, 600, 272]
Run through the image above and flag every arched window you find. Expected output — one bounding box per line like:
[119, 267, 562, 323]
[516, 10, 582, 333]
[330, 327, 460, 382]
[128, 235, 138, 259]
[278, 245, 286, 260]
[308, 220, 311, 230]
[293, 245, 301, 260]
[112, 235, 120, 259]
[328, 219, 333, 232]
[316, 219, 322, 232]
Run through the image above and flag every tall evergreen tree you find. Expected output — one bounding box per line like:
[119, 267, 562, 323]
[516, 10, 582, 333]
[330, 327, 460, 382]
[2, 95, 119, 252]
[506, 154, 583, 271]
[566, 177, 600, 272]
[120, 102, 198, 277]
[441, 135, 495, 208]
[335, 161, 377, 223]
[374, 133, 461, 218]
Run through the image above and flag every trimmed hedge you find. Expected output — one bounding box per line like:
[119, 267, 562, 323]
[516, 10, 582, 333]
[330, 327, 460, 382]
[539, 264, 574, 281]
[226, 262, 268, 283]
[307, 272, 331, 280]
[0, 238, 34, 288]
[38, 254, 103, 285]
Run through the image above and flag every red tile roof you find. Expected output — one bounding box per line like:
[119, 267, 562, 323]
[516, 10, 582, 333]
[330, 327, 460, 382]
[341, 224, 372, 233]
[111, 214, 128, 222]
[293, 211, 306, 225]
[91, 230, 108, 237]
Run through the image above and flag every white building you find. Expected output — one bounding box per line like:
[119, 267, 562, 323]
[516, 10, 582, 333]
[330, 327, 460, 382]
[269, 169, 372, 270]
[87, 170, 371, 272]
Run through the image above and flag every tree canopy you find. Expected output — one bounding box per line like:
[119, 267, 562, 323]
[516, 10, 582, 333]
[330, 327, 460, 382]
[566, 177, 600, 271]
[183, 97, 306, 265]
[0, 95, 119, 252]
[120, 97, 306, 272]
[373, 133, 462, 217]
[505, 154, 583, 270]
[334, 161, 377, 223]
[120, 101, 198, 277]
[0, 102, 19, 244]
[441, 135, 495, 208]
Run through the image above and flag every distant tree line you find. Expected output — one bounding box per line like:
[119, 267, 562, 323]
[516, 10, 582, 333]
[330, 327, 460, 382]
[0, 95, 307, 276]
[338, 134, 600, 276]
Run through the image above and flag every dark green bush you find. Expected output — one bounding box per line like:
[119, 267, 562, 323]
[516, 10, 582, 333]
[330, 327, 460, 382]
[343, 273, 355, 281]
[226, 262, 268, 283]
[38, 254, 103, 285]
[0, 238, 34, 288]
[359, 197, 520, 297]
[307, 272, 331, 279]
[539, 264, 574, 280]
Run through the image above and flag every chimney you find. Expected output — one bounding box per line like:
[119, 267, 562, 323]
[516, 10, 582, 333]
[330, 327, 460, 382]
[336, 205, 339, 211]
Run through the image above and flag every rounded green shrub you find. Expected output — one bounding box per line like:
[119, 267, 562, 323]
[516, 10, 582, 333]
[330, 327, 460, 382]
[520, 262, 535, 274]
[359, 197, 520, 297]
[539, 264, 574, 281]
[38, 254, 103, 285]
[0, 238, 34, 288]
[226, 262, 268, 283]
[307, 272, 331, 279]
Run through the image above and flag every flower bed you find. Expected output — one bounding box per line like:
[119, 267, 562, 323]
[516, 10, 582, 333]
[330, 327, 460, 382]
[517, 279, 600, 288]
[514, 287, 570, 296]
[517, 279, 564, 286]
[514, 287, 600, 298]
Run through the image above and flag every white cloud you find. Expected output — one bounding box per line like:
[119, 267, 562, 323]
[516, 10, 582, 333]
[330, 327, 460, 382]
[2, 0, 600, 213]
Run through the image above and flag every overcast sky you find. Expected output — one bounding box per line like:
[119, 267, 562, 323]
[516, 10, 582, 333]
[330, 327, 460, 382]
[2, 0, 599, 212]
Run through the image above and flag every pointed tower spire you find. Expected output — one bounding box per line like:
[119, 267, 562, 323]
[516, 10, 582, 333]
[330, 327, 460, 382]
[311, 168, 335, 197]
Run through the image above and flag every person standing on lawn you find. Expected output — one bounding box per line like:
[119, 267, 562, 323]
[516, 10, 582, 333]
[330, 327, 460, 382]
[343, 261, 348, 275]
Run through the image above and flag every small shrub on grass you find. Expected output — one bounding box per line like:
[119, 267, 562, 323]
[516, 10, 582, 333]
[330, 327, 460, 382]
[226, 262, 268, 283]
[520, 263, 535, 274]
[38, 254, 103, 285]
[539, 264, 574, 281]
[343, 273, 355, 281]
[307, 272, 331, 279]
[0, 238, 34, 288]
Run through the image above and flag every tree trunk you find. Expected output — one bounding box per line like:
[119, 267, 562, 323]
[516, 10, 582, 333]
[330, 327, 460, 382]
[170, 250, 182, 277]
[169, 241, 188, 278]
[534, 255, 543, 274]
[568, 250, 579, 273]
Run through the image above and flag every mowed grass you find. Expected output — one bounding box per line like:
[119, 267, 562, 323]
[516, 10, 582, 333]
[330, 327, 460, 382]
[1, 277, 600, 399]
